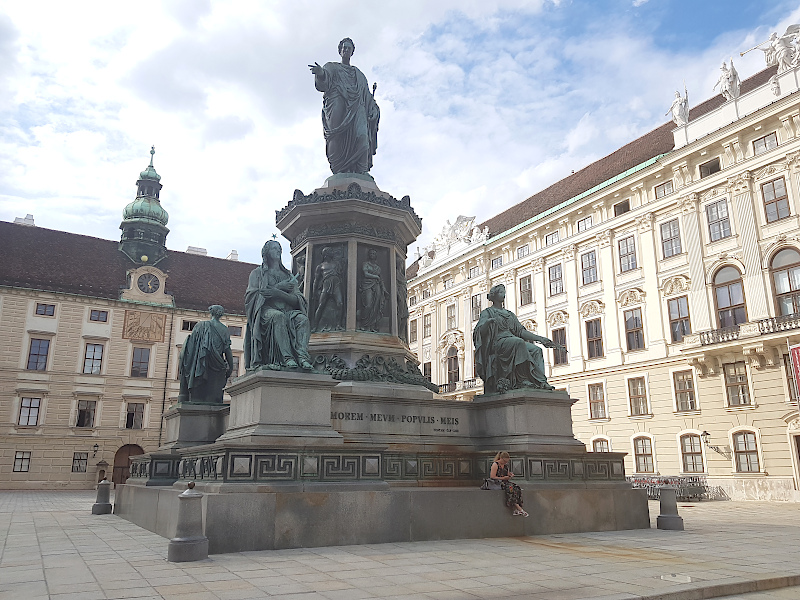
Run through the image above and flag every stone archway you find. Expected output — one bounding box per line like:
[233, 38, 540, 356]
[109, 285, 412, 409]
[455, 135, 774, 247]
[113, 444, 144, 486]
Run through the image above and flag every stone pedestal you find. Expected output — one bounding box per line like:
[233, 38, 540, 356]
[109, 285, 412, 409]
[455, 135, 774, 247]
[217, 370, 343, 446]
[472, 389, 586, 454]
[162, 402, 230, 450]
[276, 178, 422, 370]
[167, 485, 209, 562]
[92, 479, 112, 514]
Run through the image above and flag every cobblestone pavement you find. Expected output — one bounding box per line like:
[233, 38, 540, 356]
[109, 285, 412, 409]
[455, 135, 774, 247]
[0, 492, 799, 600]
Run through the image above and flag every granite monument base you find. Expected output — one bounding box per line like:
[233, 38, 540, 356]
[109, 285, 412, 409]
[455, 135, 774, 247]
[217, 370, 344, 447]
[162, 402, 229, 450]
[114, 482, 649, 554]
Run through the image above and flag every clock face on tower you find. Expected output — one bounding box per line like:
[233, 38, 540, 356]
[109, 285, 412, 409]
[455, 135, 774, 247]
[137, 273, 160, 294]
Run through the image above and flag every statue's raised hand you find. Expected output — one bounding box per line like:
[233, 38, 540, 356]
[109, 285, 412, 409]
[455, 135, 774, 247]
[308, 62, 323, 76]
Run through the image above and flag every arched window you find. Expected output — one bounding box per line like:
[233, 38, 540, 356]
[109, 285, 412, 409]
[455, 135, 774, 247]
[592, 438, 610, 452]
[632, 436, 654, 473]
[714, 266, 747, 328]
[771, 248, 800, 316]
[732, 431, 760, 473]
[447, 346, 459, 384]
[680, 434, 704, 473]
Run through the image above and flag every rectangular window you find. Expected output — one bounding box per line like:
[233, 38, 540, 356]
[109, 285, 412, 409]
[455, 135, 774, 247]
[706, 200, 732, 241]
[227, 325, 243, 337]
[762, 178, 790, 223]
[552, 328, 567, 365]
[89, 310, 108, 322]
[82, 343, 104, 375]
[13, 451, 31, 473]
[724, 361, 750, 406]
[586, 319, 603, 359]
[471, 294, 482, 321]
[72, 452, 88, 473]
[699, 157, 721, 179]
[784, 354, 799, 404]
[588, 383, 606, 419]
[409, 295, 417, 306]
[423, 314, 431, 338]
[733, 432, 760, 472]
[422, 289, 431, 300]
[614, 200, 630, 216]
[681, 434, 704, 473]
[468, 266, 481, 279]
[35, 303, 55, 316]
[443, 278, 454, 290]
[130, 347, 150, 378]
[519, 275, 532, 306]
[577, 216, 593, 232]
[182, 320, 198, 331]
[26, 338, 50, 371]
[446, 304, 457, 330]
[633, 437, 654, 473]
[228, 355, 240, 383]
[660, 219, 681, 258]
[545, 232, 559, 246]
[673, 370, 696, 411]
[592, 439, 609, 452]
[491, 257, 503, 270]
[655, 180, 674, 199]
[409, 319, 418, 343]
[549, 264, 563, 296]
[668, 296, 691, 342]
[753, 131, 778, 156]
[581, 251, 597, 285]
[517, 244, 530, 259]
[624, 308, 645, 351]
[125, 403, 145, 430]
[618, 236, 637, 272]
[628, 377, 649, 416]
[76, 400, 96, 428]
[18, 398, 41, 426]
[423, 362, 431, 382]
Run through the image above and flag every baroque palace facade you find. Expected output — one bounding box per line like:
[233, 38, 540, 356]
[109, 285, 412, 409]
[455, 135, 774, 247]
[407, 64, 800, 501]
[0, 151, 250, 489]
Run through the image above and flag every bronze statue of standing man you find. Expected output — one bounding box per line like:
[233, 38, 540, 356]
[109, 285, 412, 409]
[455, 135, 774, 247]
[309, 38, 380, 174]
[178, 305, 234, 404]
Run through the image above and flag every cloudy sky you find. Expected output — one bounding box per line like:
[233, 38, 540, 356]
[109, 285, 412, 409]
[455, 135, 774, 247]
[1, 0, 798, 265]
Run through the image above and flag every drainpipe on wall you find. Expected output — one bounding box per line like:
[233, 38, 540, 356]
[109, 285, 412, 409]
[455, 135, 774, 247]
[158, 306, 176, 447]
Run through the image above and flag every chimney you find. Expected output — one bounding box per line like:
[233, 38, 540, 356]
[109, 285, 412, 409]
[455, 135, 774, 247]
[226, 250, 239, 261]
[186, 246, 208, 256]
[13, 214, 35, 226]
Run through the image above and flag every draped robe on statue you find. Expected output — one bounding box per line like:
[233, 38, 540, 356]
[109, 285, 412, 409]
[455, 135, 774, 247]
[178, 320, 232, 404]
[244, 265, 312, 369]
[316, 61, 380, 174]
[473, 306, 552, 393]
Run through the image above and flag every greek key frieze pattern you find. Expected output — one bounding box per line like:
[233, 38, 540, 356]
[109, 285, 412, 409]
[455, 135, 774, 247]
[129, 451, 627, 484]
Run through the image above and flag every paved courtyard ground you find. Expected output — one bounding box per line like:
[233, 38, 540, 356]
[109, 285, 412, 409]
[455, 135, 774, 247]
[0, 490, 798, 600]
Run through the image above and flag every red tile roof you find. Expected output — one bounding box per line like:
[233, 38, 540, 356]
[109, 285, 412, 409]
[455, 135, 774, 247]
[0, 221, 256, 315]
[479, 66, 777, 237]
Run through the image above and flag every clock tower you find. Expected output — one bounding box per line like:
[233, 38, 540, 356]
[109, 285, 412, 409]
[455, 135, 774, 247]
[119, 146, 170, 265]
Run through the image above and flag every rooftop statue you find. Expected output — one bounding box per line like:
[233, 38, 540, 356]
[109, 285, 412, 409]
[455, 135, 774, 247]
[713, 58, 741, 102]
[177, 305, 234, 404]
[665, 85, 689, 127]
[742, 25, 800, 73]
[309, 38, 380, 175]
[244, 240, 314, 371]
[473, 284, 563, 394]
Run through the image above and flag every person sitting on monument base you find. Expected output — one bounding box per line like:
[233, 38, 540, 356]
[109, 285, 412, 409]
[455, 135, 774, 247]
[491, 451, 528, 517]
[473, 284, 561, 394]
[177, 305, 234, 404]
[244, 240, 314, 371]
